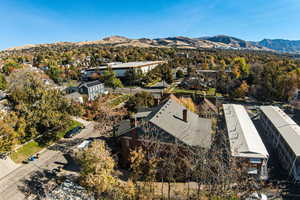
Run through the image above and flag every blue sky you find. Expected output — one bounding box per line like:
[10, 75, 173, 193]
[1, 0, 300, 50]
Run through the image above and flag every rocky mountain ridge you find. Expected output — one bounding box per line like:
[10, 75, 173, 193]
[4, 35, 300, 54]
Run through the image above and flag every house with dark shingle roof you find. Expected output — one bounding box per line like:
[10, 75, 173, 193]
[117, 95, 212, 165]
[78, 80, 106, 101]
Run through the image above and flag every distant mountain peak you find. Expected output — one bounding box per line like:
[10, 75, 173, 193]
[102, 35, 130, 42]
[3, 35, 299, 54]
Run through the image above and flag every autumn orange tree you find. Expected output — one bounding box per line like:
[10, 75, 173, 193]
[232, 81, 249, 98]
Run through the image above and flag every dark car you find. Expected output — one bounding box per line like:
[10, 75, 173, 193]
[64, 126, 83, 138]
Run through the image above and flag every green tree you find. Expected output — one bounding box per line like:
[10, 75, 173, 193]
[176, 69, 184, 79]
[160, 64, 173, 84]
[125, 91, 155, 112]
[9, 73, 72, 143]
[2, 59, 22, 75]
[100, 68, 123, 89]
[0, 73, 7, 90]
[124, 68, 143, 86]
[232, 57, 250, 79]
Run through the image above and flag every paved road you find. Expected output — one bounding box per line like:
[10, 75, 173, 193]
[0, 119, 99, 200]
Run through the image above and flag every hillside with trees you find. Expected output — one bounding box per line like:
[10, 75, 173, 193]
[1, 44, 299, 101]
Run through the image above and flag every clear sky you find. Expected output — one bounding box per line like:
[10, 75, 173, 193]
[1, 0, 300, 50]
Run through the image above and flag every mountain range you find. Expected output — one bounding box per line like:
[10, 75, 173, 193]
[4, 35, 300, 54]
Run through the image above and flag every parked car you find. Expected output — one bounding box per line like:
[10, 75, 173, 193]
[77, 139, 92, 149]
[245, 192, 267, 200]
[64, 126, 83, 138]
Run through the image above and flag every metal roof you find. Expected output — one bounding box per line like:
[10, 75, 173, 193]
[260, 106, 300, 156]
[99, 61, 165, 70]
[148, 97, 212, 148]
[223, 104, 269, 159]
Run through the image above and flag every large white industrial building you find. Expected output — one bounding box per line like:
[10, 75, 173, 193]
[260, 106, 300, 182]
[223, 104, 269, 180]
[81, 61, 166, 78]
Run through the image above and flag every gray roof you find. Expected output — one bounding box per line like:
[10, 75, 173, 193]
[260, 106, 300, 156]
[79, 80, 103, 88]
[83, 61, 165, 71]
[116, 119, 132, 136]
[148, 97, 212, 148]
[223, 104, 269, 159]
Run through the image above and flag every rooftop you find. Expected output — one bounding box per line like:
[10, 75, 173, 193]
[223, 104, 269, 159]
[147, 96, 212, 148]
[260, 106, 300, 156]
[79, 80, 103, 88]
[84, 61, 165, 71]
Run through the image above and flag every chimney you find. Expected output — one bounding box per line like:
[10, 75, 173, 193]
[183, 109, 188, 122]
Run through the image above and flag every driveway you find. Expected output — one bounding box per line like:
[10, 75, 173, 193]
[0, 119, 99, 200]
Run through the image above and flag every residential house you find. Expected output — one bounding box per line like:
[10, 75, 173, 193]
[199, 98, 218, 118]
[179, 77, 209, 91]
[78, 80, 106, 101]
[223, 104, 269, 180]
[117, 95, 212, 165]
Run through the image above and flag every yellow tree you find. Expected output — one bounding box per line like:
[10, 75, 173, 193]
[233, 81, 249, 98]
[77, 140, 135, 199]
[76, 141, 116, 196]
[0, 120, 17, 154]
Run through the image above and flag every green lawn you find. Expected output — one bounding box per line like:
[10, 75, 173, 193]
[172, 88, 205, 95]
[109, 94, 131, 107]
[11, 120, 83, 163]
[57, 120, 83, 138]
[145, 78, 161, 87]
[171, 87, 222, 97]
[10, 141, 44, 163]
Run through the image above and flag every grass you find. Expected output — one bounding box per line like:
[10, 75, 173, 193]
[171, 87, 222, 97]
[11, 120, 83, 163]
[109, 94, 131, 107]
[10, 141, 44, 163]
[57, 120, 83, 138]
[145, 79, 161, 87]
[172, 88, 206, 95]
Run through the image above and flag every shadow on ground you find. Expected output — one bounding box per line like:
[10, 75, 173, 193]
[18, 170, 78, 199]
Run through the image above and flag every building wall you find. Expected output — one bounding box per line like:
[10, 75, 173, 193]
[79, 83, 105, 101]
[87, 84, 105, 101]
[260, 112, 300, 181]
[81, 63, 161, 79]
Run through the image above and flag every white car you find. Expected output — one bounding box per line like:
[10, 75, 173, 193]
[246, 192, 267, 200]
[77, 140, 92, 149]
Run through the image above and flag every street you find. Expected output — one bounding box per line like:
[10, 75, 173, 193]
[0, 119, 99, 200]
